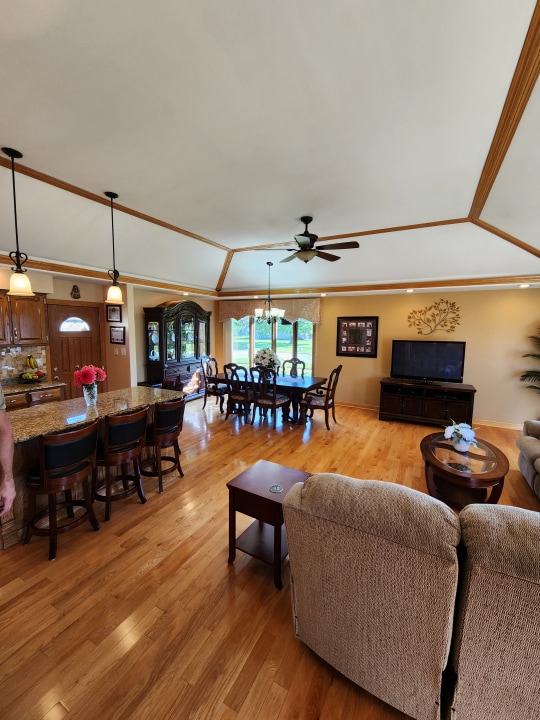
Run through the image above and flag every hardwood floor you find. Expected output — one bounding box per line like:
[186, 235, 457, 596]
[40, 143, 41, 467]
[1, 400, 538, 720]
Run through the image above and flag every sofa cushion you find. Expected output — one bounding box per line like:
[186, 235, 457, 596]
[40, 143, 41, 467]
[516, 434, 540, 464]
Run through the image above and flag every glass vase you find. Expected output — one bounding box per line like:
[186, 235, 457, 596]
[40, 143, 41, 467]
[83, 383, 98, 406]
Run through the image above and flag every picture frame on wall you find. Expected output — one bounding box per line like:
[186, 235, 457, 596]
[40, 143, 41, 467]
[110, 326, 125, 345]
[106, 305, 122, 322]
[336, 316, 378, 358]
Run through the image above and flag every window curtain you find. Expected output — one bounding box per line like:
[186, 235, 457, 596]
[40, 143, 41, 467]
[218, 298, 321, 324]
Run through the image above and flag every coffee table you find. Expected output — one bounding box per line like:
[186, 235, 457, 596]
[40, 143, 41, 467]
[420, 432, 509, 510]
[227, 459, 310, 588]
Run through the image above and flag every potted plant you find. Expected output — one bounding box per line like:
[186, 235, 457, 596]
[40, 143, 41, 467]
[444, 420, 478, 452]
[520, 327, 540, 394]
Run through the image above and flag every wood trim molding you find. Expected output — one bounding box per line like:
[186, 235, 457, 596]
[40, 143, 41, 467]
[470, 2, 540, 218]
[472, 218, 540, 258]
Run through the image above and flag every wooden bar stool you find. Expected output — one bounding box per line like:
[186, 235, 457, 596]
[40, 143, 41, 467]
[141, 397, 185, 493]
[92, 405, 149, 522]
[24, 419, 100, 560]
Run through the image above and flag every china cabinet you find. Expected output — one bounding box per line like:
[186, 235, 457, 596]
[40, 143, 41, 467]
[144, 301, 211, 396]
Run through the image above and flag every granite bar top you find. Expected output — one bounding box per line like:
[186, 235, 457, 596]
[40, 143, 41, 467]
[2, 380, 67, 395]
[8, 386, 185, 443]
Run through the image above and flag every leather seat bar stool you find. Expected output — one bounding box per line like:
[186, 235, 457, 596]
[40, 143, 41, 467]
[141, 397, 185, 493]
[24, 419, 100, 560]
[93, 405, 149, 522]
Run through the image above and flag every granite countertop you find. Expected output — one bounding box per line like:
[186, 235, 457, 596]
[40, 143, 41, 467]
[2, 380, 67, 395]
[8, 386, 185, 444]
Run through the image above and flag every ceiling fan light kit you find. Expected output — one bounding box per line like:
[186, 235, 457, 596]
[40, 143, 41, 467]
[281, 216, 360, 263]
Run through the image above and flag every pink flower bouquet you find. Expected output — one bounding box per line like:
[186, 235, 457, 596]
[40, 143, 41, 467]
[73, 364, 107, 388]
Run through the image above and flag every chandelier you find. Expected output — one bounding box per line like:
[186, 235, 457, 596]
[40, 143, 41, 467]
[254, 261, 285, 324]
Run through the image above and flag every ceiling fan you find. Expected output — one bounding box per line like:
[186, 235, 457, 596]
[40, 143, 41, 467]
[280, 216, 360, 263]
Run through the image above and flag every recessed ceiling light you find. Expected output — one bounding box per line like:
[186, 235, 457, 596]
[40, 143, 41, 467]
[519, 284, 530, 288]
[183, 292, 189, 296]
[321, 293, 326, 297]
[406, 288, 414, 293]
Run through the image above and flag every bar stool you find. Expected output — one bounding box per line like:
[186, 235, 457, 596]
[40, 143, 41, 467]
[141, 397, 186, 493]
[92, 405, 149, 522]
[24, 419, 100, 560]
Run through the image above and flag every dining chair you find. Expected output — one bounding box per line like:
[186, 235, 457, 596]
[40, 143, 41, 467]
[282, 358, 305, 378]
[141, 397, 185, 493]
[300, 364, 343, 430]
[223, 363, 253, 421]
[250, 364, 291, 429]
[201, 356, 228, 413]
[92, 405, 149, 521]
[24, 419, 100, 560]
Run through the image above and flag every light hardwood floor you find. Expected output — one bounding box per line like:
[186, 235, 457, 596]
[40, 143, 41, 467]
[1, 400, 538, 720]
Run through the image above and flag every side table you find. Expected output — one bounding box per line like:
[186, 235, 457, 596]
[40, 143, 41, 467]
[227, 459, 310, 589]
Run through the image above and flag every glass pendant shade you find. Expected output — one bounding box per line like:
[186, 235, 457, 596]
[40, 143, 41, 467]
[8, 271, 33, 296]
[296, 249, 317, 263]
[106, 283, 123, 304]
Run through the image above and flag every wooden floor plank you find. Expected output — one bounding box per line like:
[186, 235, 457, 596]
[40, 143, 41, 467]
[0, 399, 537, 719]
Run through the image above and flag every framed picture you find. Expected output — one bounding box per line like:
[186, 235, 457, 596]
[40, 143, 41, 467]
[110, 326, 125, 345]
[336, 316, 378, 358]
[106, 305, 122, 322]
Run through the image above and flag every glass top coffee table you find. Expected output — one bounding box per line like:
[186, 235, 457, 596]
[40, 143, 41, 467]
[420, 432, 509, 510]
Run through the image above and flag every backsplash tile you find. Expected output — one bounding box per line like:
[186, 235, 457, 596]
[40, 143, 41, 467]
[0, 346, 47, 384]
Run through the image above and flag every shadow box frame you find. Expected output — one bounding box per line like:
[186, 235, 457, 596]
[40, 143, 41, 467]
[336, 316, 379, 358]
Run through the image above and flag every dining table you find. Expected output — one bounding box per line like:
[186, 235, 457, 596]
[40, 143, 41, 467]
[208, 372, 327, 424]
[1, 386, 185, 550]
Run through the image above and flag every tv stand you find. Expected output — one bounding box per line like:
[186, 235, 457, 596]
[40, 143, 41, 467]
[379, 377, 476, 426]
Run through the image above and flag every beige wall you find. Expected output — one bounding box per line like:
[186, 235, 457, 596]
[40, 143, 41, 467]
[310, 289, 540, 427]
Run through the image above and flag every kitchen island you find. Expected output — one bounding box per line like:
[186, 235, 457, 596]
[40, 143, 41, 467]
[1, 386, 185, 549]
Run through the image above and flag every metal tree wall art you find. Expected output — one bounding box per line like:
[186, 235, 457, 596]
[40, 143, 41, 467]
[407, 299, 460, 335]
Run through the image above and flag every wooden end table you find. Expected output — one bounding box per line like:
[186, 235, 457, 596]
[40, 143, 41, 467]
[227, 459, 310, 589]
[420, 432, 509, 510]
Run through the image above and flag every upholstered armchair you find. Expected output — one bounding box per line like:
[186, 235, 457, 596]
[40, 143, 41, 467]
[516, 419, 540, 500]
[283, 473, 461, 720]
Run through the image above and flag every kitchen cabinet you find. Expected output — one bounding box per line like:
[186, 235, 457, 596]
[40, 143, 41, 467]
[5, 384, 64, 411]
[144, 301, 210, 396]
[0, 292, 48, 346]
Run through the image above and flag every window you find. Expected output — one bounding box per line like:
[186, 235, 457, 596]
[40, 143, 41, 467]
[231, 317, 313, 371]
[59, 316, 90, 332]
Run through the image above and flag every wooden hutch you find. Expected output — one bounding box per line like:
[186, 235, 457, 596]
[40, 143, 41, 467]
[143, 300, 211, 398]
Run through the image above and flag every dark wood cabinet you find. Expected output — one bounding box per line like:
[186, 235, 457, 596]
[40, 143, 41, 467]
[0, 293, 48, 346]
[379, 377, 476, 426]
[5, 385, 64, 411]
[144, 301, 211, 397]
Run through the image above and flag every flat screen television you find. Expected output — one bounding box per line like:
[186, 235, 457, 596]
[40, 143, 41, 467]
[390, 340, 466, 383]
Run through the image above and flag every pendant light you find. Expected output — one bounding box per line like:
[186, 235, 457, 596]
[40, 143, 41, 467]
[104, 191, 123, 304]
[254, 261, 285, 324]
[2, 147, 34, 296]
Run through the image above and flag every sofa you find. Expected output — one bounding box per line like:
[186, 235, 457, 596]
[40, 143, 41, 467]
[283, 473, 540, 720]
[516, 419, 540, 500]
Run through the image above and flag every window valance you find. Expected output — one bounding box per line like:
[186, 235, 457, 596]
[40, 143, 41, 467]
[218, 298, 321, 324]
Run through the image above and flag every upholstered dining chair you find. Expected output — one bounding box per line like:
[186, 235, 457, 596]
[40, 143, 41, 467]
[24, 419, 100, 560]
[223, 363, 253, 421]
[300, 364, 343, 430]
[93, 405, 149, 521]
[249, 364, 291, 429]
[201, 356, 228, 413]
[281, 357, 305, 378]
[141, 397, 185, 493]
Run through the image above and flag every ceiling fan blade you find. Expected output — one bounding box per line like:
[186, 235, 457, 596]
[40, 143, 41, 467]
[280, 252, 299, 263]
[315, 250, 341, 262]
[315, 241, 360, 251]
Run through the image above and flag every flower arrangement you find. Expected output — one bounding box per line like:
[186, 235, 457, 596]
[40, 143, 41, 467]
[253, 347, 280, 369]
[73, 364, 107, 388]
[443, 420, 477, 447]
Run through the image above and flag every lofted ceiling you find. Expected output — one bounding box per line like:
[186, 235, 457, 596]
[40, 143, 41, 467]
[0, 0, 539, 298]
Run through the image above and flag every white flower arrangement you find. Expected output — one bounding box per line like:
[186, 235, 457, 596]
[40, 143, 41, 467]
[253, 347, 280, 368]
[443, 420, 478, 446]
